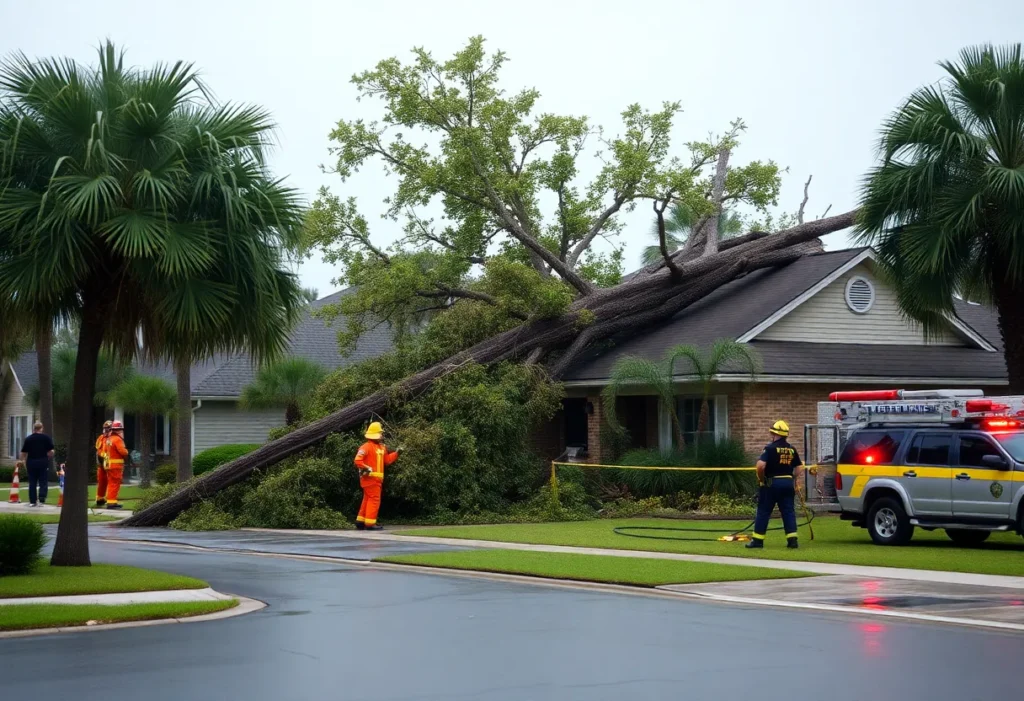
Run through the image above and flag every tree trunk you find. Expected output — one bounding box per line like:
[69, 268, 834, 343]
[175, 357, 192, 482]
[992, 265, 1024, 393]
[696, 397, 711, 446]
[703, 145, 732, 257]
[35, 323, 53, 477]
[285, 402, 300, 426]
[139, 412, 153, 488]
[51, 301, 105, 566]
[123, 211, 858, 527]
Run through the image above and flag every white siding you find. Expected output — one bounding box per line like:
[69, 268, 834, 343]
[192, 401, 284, 454]
[1, 370, 36, 460]
[758, 264, 964, 345]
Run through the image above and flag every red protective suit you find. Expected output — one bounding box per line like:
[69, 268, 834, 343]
[353, 440, 398, 527]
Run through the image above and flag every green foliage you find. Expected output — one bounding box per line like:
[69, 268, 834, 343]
[135, 482, 182, 512]
[857, 44, 1024, 343]
[191, 444, 260, 477]
[240, 358, 326, 424]
[170, 502, 238, 531]
[610, 440, 756, 498]
[105, 376, 176, 416]
[643, 204, 744, 264]
[25, 344, 133, 410]
[0, 516, 47, 575]
[236, 458, 350, 530]
[153, 464, 177, 486]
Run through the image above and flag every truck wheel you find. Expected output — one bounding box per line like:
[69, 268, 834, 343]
[945, 529, 990, 546]
[867, 497, 914, 545]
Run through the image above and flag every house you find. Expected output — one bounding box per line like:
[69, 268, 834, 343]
[545, 247, 1007, 463]
[1, 290, 393, 466]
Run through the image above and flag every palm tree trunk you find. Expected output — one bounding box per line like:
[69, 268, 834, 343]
[175, 357, 192, 482]
[139, 412, 154, 488]
[51, 301, 105, 566]
[993, 270, 1024, 393]
[35, 323, 53, 477]
[285, 402, 299, 426]
[696, 398, 711, 449]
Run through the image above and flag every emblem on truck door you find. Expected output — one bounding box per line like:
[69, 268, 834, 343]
[990, 482, 1004, 498]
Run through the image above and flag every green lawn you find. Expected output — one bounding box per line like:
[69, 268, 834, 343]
[0, 562, 207, 599]
[0, 513, 116, 524]
[398, 516, 1024, 577]
[0, 600, 237, 631]
[87, 484, 146, 504]
[378, 549, 811, 587]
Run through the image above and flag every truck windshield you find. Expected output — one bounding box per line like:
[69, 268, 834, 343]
[992, 432, 1024, 462]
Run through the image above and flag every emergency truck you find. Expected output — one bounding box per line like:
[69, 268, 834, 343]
[810, 389, 1024, 546]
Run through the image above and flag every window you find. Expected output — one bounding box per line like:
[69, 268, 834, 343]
[839, 430, 905, 465]
[993, 433, 1024, 462]
[7, 415, 30, 459]
[957, 435, 1001, 468]
[906, 434, 951, 466]
[845, 276, 875, 313]
[153, 415, 171, 455]
[676, 397, 715, 446]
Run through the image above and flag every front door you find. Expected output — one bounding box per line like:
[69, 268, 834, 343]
[902, 432, 953, 516]
[952, 434, 1014, 519]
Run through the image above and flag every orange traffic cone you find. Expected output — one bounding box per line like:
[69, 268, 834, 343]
[8, 463, 20, 503]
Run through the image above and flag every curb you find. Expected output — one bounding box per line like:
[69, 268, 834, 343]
[0, 594, 265, 639]
[97, 536, 1024, 634]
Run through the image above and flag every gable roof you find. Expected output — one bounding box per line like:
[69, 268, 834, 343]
[562, 248, 1006, 384]
[8, 350, 38, 395]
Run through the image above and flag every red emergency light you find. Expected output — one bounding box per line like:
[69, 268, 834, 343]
[982, 418, 1020, 430]
[966, 400, 1010, 414]
[829, 390, 901, 402]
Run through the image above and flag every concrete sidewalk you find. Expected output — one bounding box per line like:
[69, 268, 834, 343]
[250, 527, 1024, 590]
[0, 587, 234, 607]
[1, 502, 133, 518]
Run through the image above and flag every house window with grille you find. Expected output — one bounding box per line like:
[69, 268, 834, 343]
[677, 397, 716, 446]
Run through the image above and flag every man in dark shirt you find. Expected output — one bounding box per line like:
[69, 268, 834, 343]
[746, 419, 803, 550]
[20, 422, 55, 506]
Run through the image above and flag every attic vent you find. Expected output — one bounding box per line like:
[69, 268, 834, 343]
[845, 277, 875, 314]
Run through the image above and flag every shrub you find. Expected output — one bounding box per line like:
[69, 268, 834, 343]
[235, 457, 351, 530]
[0, 516, 47, 576]
[170, 502, 238, 531]
[611, 440, 756, 498]
[191, 444, 260, 477]
[135, 482, 183, 511]
[599, 496, 666, 518]
[0, 466, 13, 484]
[153, 464, 177, 485]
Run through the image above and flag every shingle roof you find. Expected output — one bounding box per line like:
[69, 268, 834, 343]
[563, 248, 1007, 383]
[9, 350, 38, 394]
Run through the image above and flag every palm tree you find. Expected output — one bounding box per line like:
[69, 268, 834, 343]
[105, 376, 176, 487]
[668, 340, 760, 443]
[0, 44, 304, 565]
[240, 358, 326, 426]
[858, 44, 1024, 391]
[25, 344, 133, 432]
[642, 204, 744, 265]
[604, 340, 759, 449]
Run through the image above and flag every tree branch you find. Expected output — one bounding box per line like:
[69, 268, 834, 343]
[566, 192, 628, 267]
[702, 143, 733, 257]
[653, 197, 684, 282]
[416, 285, 529, 320]
[797, 174, 812, 225]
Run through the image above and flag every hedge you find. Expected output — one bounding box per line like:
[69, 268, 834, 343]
[191, 444, 260, 477]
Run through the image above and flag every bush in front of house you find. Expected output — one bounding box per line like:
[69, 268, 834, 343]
[0, 515, 47, 576]
[609, 439, 756, 498]
[191, 444, 261, 477]
[153, 464, 177, 485]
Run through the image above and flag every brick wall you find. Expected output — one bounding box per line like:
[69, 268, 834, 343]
[585, 394, 611, 462]
[735, 383, 832, 458]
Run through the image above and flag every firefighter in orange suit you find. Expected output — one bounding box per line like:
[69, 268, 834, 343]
[95, 421, 112, 507]
[103, 420, 130, 510]
[353, 422, 399, 530]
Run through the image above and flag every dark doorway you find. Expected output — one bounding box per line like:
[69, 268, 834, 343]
[122, 414, 137, 452]
[616, 396, 649, 449]
[563, 398, 588, 448]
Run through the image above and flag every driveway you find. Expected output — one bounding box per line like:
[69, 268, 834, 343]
[2, 532, 1020, 701]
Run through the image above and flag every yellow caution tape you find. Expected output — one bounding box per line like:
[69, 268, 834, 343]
[552, 461, 755, 472]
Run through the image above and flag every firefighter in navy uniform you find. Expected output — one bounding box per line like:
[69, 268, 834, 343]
[747, 420, 802, 549]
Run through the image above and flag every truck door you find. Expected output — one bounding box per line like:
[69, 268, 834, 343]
[952, 434, 1014, 519]
[902, 432, 953, 516]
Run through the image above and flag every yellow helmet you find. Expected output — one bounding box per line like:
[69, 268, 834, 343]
[102, 420, 113, 430]
[365, 421, 384, 440]
[770, 419, 790, 437]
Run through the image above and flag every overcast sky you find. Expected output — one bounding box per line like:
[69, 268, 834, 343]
[5, 0, 1022, 298]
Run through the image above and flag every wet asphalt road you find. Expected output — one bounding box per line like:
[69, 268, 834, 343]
[3, 534, 1022, 701]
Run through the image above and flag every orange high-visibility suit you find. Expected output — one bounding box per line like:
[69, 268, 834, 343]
[353, 441, 398, 527]
[95, 434, 109, 505]
[104, 432, 129, 506]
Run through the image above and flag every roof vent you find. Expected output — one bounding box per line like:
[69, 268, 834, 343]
[845, 277, 875, 314]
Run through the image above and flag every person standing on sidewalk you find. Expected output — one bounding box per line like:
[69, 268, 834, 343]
[747, 420, 802, 550]
[353, 421, 400, 530]
[20, 422, 54, 507]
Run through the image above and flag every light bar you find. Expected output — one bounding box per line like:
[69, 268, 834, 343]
[829, 390, 901, 402]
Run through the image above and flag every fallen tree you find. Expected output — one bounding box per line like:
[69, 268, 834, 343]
[122, 210, 854, 526]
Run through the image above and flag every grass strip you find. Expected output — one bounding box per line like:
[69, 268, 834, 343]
[0, 513, 116, 524]
[398, 517, 1024, 577]
[0, 599, 237, 631]
[0, 562, 207, 599]
[377, 549, 810, 587]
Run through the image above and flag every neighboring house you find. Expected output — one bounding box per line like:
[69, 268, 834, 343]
[0, 289, 393, 466]
[543, 247, 1007, 463]
[1, 352, 40, 463]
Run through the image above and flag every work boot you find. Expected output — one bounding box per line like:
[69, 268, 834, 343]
[95, 499, 106, 508]
[365, 524, 383, 531]
[787, 538, 799, 549]
[355, 522, 366, 530]
[106, 503, 123, 510]
[745, 539, 763, 549]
